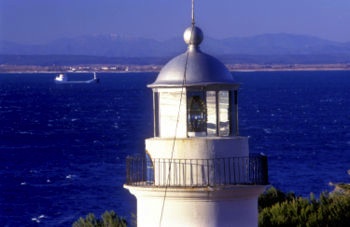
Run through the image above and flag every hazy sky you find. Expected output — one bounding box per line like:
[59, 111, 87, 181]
[1, 0, 350, 44]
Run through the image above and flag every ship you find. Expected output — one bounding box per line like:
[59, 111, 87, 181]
[55, 72, 99, 84]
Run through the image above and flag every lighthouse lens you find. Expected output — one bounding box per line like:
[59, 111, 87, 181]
[187, 91, 207, 135]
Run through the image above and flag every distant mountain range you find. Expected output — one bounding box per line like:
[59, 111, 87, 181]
[1, 33, 350, 64]
[0, 34, 185, 58]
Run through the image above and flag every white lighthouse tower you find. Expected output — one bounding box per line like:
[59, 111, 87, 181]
[124, 3, 268, 227]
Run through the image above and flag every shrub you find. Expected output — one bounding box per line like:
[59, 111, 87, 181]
[259, 188, 350, 227]
[73, 210, 127, 227]
[258, 186, 295, 211]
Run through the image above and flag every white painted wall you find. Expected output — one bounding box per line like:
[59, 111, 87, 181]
[125, 185, 265, 227]
[146, 137, 249, 159]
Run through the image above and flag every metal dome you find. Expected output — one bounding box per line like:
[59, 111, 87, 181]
[148, 26, 235, 88]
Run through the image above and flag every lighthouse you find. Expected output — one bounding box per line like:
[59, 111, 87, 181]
[124, 3, 268, 227]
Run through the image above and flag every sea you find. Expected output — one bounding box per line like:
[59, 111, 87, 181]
[1, 71, 350, 226]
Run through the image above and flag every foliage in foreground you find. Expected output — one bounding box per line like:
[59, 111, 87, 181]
[72, 210, 127, 227]
[259, 186, 350, 227]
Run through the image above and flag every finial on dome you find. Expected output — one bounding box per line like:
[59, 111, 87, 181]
[191, 0, 195, 26]
[184, 0, 203, 47]
[184, 26, 203, 46]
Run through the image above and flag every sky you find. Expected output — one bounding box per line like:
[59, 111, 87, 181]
[1, 0, 350, 44]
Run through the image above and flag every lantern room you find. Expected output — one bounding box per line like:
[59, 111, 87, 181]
[148, 26, 240, 138]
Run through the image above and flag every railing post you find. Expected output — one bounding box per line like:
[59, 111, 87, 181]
[126, 157, 130, 185]
[207, 159, 209, 186]
[141, 156, 144, 184]
[196, 159, 199, 186]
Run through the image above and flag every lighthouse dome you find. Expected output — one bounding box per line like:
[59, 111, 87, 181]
[148, 25, 235, 88]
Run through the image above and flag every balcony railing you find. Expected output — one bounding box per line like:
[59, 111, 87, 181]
[125, 154, 268, 187]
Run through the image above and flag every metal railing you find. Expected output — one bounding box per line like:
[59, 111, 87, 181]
[125, 154, 268, 187]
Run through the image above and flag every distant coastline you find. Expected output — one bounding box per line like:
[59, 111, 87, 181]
[1, 63, 350, 74]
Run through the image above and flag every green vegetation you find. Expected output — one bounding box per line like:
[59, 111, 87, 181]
[72, 210, 127, 227]
[259, 186, 350, 227]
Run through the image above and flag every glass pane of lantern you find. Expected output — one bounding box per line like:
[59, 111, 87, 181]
[187, 91, 206, 135]
[219, 91, 230, 136]
[153, 92, 159, 137]
[206, 91, 217, 136]
[159, 91, 186, 137]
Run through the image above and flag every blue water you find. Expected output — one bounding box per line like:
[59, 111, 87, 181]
[1, 71, 350, 226]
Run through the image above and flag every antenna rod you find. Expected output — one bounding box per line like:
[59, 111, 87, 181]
[191, 0, 195, 26]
